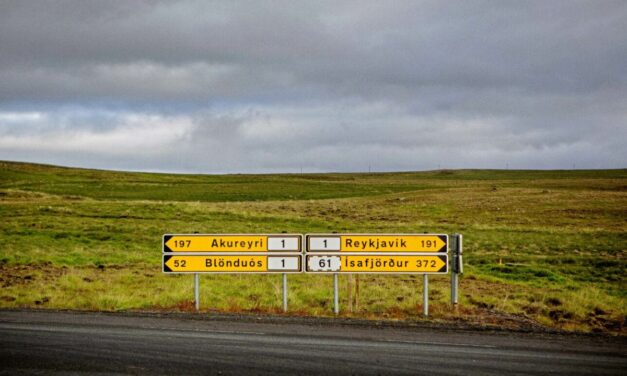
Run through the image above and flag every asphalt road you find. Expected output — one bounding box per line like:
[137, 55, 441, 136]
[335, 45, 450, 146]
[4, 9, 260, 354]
[1, 310, 625, 375]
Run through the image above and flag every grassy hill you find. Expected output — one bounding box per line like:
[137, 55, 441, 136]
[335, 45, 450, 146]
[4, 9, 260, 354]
[1, 160, 625, 333]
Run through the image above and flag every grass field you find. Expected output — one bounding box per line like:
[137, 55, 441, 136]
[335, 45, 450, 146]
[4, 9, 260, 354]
[1, 161, 625, 333]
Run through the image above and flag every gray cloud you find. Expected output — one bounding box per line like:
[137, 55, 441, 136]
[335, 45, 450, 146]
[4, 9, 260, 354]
[0, 1, 625, 172]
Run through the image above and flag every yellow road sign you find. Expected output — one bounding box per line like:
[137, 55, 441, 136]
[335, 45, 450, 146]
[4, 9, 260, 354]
[307, 234, 447, 253]
[306, 254, 448, 274]
[163, 254, 302, 273]
[163, 234, 302, 252]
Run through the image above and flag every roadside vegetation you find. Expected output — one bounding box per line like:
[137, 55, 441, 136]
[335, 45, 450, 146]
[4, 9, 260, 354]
[1, 161, 625, 334]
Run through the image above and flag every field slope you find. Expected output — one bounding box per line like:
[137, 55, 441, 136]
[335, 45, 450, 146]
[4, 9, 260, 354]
[1, 161, 625, 333]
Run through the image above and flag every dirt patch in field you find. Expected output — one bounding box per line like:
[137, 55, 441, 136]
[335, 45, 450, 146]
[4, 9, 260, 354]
[0, 261, 67, 288]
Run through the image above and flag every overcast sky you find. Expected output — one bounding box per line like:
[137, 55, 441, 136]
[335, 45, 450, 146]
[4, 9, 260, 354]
[0, 1, 625, 173]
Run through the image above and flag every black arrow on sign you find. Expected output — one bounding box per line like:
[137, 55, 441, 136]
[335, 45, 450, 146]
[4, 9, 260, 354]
[163, 255, 173, 272]
[437, 235, 448, 252]
[437, 255, 448, 273]
[163, 235, 173, 252]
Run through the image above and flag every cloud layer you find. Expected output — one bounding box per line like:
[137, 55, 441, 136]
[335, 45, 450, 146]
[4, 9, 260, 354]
[0, 1, 625, 172]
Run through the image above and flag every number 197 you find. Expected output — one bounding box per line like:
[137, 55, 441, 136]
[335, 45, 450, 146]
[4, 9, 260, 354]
[176, 240, 191, 248]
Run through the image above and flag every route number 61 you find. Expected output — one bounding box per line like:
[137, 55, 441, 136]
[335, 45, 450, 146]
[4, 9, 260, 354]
[308, 256, 341, 272]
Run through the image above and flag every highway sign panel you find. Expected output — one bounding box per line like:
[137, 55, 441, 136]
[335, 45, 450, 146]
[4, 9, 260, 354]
[305, 254, 448, 274]
[163, 234, 302, 253]
[306, 234, 447, 253]
[163, 254, 302, 273]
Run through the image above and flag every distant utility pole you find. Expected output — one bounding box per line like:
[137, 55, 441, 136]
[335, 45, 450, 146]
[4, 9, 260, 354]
[368, 164, 371, 173]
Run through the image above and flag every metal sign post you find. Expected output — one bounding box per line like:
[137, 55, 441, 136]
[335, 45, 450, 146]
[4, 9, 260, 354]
[334, 273, 339, 315]
[450, 234, 463, 305]
[282, 273, 288, 312]
[451, 269, 458, 305]
[194, 273, 200, 311]
[423, 274, 429, 316]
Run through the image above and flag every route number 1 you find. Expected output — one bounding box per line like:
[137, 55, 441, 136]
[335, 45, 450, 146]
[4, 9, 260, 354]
[268, 256, 300, 271]
[268, 237, 299, 251]
[308, 237, 341, 251]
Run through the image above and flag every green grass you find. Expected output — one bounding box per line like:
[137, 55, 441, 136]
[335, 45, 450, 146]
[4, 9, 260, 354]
[1, 161, 625, 333]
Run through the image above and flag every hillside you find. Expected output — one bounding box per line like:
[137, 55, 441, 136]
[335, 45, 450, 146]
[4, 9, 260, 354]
[1, 161, 625, 333]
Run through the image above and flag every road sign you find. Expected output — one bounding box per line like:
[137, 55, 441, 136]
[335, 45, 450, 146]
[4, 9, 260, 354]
[163, 254, 302, 273]
[163, 234, 302, 253]
[305, 254, 448, 274]
[306, 234, 447, 253]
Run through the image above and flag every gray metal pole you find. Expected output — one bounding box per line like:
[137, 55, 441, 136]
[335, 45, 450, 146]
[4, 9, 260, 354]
[451, 234, 463, 305]
[451, 234, 458, 305]
[334, 273, 339, 315]
[423, 274, 429, 316]
[282, 273, 288, 312]
[194, 273, 200, 311]
[451, 272, 458, 305]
